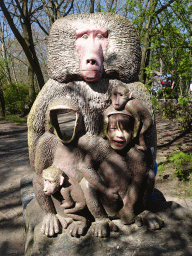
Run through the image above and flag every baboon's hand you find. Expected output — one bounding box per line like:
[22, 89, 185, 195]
[42, 213, 60, 236]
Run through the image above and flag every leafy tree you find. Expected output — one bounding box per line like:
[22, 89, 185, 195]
[3, 82, 29, 115]
[0, 1, 45, 89]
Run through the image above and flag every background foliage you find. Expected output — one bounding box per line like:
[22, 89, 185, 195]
[0, 0, 191, 118]
[3, 83, 29, 114]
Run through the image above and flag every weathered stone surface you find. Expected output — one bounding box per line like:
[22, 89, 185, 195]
[20, 174, 34, 220]
[25, 198, 192, 256]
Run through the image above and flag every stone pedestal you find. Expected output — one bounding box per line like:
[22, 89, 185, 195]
[24, 197, 192, 256]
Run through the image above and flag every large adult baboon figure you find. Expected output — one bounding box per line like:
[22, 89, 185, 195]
[28, 13, 159, 238]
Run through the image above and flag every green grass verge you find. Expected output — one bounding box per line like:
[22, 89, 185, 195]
[0, 115, 27, 124]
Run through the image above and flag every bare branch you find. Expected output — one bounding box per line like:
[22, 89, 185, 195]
[31, 4, 44, 16]
[64, 0, 74, 16]
[57, 0, 67, 11]
[155, 0, 176, 15]
[90, 0, 95, 13]
[15, 0, 25, 19]
[32, 17, 49, 35]
[29, 0, 34, 15]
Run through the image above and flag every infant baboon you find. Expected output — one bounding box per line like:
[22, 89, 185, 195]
[106, 83, 153, 150]
[43, 166, 87, 222]
[43, 166, 74, 208]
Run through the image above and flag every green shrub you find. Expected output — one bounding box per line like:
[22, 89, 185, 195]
[176, 96, 192, 129]
[152, 96, 161, 110]
[159, 95, 192, 130]
[163, 87, 176, 100]
[157, 89, 164, 99]
[168, 152, 192, 181]
[158, 164, 164, 172]
[163, 100, 177, 119]
[0, 115, 27, 124]
[3, 83, 29, 115]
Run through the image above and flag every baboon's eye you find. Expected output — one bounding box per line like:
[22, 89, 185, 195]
[97, 34, 104, 39]
[82, 34, 88, 39]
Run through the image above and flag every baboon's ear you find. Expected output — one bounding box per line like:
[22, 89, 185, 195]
[60, 175, 64, 186]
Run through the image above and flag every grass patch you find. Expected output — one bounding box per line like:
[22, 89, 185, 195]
[168, 152, 192, 181]
[0, 115, 27, 125]
[156, 150, 192, 197]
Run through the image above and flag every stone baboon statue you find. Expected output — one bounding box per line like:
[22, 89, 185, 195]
[28, 13, 159, 238]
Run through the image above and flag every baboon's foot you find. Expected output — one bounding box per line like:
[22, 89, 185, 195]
[89, 218, 118, 237]
[67, 221, 88, 237]
[139, 210, 164, 230]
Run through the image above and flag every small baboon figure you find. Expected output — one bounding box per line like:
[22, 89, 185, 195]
[106, 83, 153, 151]
[43, 166, 74, 208]
[42, 166, 87, 226]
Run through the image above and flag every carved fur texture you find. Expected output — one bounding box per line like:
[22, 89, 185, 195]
[27, 13, 160, 237]
[47, 13, 141, 83]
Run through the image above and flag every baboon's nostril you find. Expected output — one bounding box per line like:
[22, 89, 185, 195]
[86, 59, 96, 65]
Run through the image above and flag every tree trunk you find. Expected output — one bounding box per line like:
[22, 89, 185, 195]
[9, 55, 18, 84]
[28, 62, 36, 108]
[0, 81, 5, 117]
[90, 0, 95, 13]
[139, 0, 157, 84]
[0, 19, 12, 84]
[139, 24, 152, 83]
[106, 0, 114, 11]
[0, 0, 45, 89]
[160, 58, 163, 75]
[21, 1, 37, 107]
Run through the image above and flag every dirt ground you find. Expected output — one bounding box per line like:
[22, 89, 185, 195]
[0, 113, 192, 255]
[155, 113, 192, 197]
[0, 121, 31, 256]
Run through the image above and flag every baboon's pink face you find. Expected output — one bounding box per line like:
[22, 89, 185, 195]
[76, 27, 108, 82]
[43, 176, 60, 196]
[111, 87, 128, 110]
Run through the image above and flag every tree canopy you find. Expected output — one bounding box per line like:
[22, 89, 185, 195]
[0, 0, 191, 115]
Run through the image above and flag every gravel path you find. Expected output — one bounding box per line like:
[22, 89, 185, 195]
[0, 121, 31, 256]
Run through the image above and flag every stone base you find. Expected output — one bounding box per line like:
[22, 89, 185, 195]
[24, 198, 192, 256]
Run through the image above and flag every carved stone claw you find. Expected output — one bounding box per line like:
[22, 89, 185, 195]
[137, 145, 147, 151]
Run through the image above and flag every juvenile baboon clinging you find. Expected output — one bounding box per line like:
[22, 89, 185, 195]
[104, 82, 153, 151]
